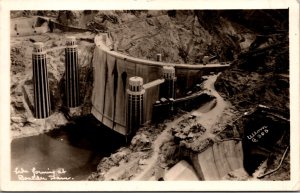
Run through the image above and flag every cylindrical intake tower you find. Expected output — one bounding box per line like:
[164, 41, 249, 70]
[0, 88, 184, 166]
[32, 42, 51, 118]
[127, 77, 145, 136]
[65, 36, 80, 108]
[160, 65, 176, 99]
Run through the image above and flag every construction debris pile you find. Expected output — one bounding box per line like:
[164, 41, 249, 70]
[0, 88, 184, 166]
[172, 117, 213, 153]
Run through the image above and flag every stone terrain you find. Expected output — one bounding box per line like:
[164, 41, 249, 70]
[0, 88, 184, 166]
[10, 10, 289, 180]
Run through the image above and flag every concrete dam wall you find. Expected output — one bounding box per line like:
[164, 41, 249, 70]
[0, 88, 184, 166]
[91, 34, 230, 135]
[163, 140, 244, 181]
[191, 139, 244, 180]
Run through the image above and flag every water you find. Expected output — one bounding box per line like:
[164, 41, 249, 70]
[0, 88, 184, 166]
[11, 115, 126, 181]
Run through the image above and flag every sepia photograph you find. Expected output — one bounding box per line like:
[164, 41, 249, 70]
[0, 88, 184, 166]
[0, 0, 299, 191]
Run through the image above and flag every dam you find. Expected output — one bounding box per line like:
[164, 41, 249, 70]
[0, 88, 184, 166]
[16, 15, 231, 136]
[91, 33, 230, 136]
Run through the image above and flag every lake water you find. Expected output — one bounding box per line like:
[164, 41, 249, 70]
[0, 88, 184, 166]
[11, 115, 126, 181]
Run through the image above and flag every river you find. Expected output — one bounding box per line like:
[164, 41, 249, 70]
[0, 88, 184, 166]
[11, 115, 126, 181]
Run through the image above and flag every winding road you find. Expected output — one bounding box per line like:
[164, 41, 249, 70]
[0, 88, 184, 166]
[132, 73, 229, 180]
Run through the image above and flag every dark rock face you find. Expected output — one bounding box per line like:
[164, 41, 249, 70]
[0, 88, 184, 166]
[58, 11, 83, 27]
[241, 107, 289, 176]
[215, 43, 289, 112]
[214, 9, 289, 112]
[195, 10, 288, 62]
[213, 10, 290, 178]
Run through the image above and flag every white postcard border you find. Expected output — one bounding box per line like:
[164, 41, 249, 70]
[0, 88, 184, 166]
[0, 0, 299, 191]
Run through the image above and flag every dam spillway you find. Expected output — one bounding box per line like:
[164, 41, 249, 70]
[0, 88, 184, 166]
[91, 34, 230, 136]
[191, 140, 244, 180]
[164, 139, 245, 181]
